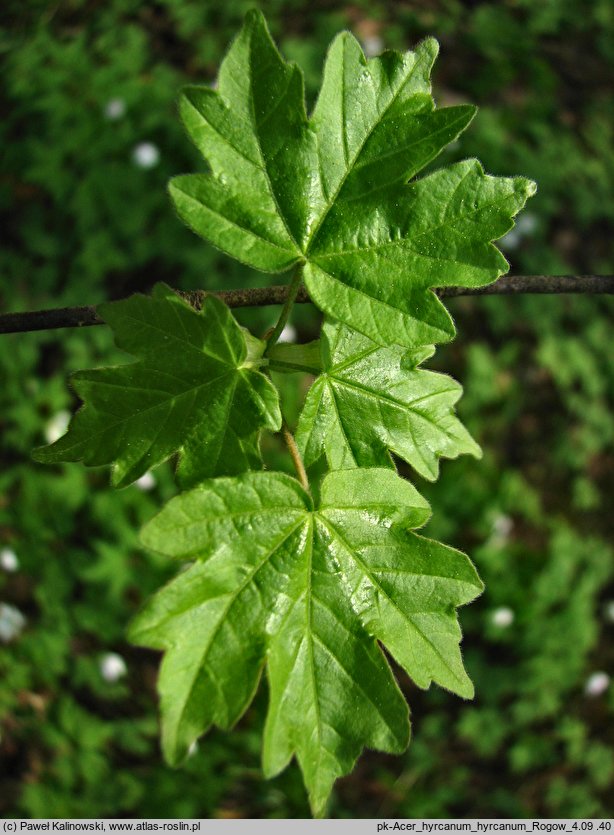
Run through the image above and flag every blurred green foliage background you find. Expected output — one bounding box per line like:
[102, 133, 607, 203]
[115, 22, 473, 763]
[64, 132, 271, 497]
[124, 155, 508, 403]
[1, 0, 614, 818]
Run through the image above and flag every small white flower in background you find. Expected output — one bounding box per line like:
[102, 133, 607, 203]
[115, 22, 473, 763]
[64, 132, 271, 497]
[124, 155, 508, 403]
[491, 606, 515, 628]
[515, 212, 538, 235]
[135, 471, 156, 491]
[0, 548, 19, 573]
[604, 600, 614, 623]
[499, 228, 521, 252]
[584, 671, 610, 697]
[490, 513, 513, 547]
[188, 740, 199, 757]
[104, 98, 126, 120]
[279, 324, 297, 343]
[100, 652, 127, 683]
[133, 141, 160, 169]
[0, 603, 27, 643]
[362, 34, 384, 57]
[44, 410, 70, 444]
[500, 211, 537, 251]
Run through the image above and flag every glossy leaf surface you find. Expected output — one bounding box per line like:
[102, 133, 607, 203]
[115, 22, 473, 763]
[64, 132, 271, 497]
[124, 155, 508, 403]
[170, 10, 536, 346]
[33, 284, 281, 487]
[130, 468, 483, 814]
[296, 320, 480, 479]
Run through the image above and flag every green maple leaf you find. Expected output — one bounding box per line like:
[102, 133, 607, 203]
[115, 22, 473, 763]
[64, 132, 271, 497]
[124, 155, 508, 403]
[33, 283, 281, 487]
[170, 10, 536, 347]
[129, 467, 482, 814]
[295, 319, 480, 479]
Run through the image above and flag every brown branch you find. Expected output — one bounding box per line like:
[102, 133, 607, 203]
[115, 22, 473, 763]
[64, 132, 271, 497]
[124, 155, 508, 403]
[1, 275, 613, 335]
[436, 274, 614, 297]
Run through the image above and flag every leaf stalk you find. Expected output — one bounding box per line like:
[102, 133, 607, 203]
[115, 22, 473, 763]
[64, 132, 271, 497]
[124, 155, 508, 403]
[264, 265, 304, 354]
[280, 417, 310, 494]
